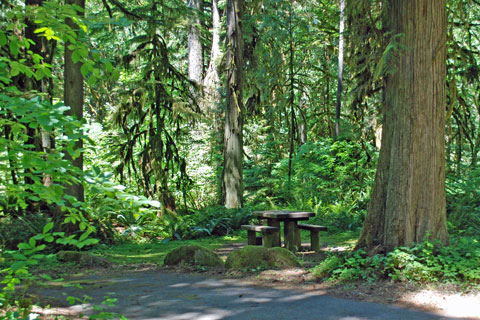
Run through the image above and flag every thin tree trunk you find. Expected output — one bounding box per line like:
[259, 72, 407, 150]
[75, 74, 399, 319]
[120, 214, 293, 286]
[24, 0, 57, 211]
[223, 0, 244, 208]
[203, 0, 221, 112]
[357, 0, 449, 253]
[188, 0, 204, 106]
[64, 0, 85, 203]
[287, 10, 295, 182]
[335, 0, 345, 138]
[203, 0, 223, 202]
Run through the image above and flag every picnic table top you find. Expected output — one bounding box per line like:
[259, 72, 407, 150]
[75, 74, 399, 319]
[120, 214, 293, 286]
[253, 210, 315, 220]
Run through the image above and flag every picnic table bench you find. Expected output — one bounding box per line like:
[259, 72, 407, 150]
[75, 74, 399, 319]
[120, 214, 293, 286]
[241, 225, 279, 248]
[298, 223, 328, 252]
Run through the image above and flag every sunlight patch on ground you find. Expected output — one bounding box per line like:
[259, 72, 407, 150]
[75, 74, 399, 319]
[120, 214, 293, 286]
[402, 290, 480, 318]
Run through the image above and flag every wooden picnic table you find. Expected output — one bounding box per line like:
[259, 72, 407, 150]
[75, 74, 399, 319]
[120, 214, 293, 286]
[253, 210, 315, 252]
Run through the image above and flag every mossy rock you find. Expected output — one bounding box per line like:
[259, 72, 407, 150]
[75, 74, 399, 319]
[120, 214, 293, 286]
[164, 245, 224, 267]
[225, 246, 300, 271]
[56, 250, 112, 267]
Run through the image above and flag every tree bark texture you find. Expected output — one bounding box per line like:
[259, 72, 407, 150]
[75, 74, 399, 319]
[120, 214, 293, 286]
[223, 0, 244, 208]
[64, 0, 85, 202]
[335, 0, 345, 138]
[203, 0, 221, 113]
[203, 0, 224, 202]
[357, 0, 449, 252]
[188, 0, 204, 104]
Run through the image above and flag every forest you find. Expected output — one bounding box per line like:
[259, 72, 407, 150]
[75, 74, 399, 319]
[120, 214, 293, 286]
[1, 0, 480, 318]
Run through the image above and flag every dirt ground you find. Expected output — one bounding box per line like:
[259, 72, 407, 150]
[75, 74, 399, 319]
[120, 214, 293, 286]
[211, 242, 480, 319]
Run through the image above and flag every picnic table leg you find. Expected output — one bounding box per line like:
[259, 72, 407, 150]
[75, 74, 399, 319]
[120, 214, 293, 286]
[267, 218, 281, 247]
[247, 230, 257, 245]
[310, 231, 320, 252]
[296, 226, 301, 250]
[284, 220, 298, 252]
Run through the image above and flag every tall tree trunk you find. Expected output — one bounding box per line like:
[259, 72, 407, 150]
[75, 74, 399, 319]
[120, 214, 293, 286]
[287, 9, 295, 182]
[64, 0, 85, 203]
[203, 0, 223, 202]
[203, 0, 221, 112]
[24, 0, 56, 208]
[223, 0, 244, 208]
[188, 0, 204, 105]
[24, 0, 46, 187]
[335, 0, 345, 138]
[357, 0, 449, 253]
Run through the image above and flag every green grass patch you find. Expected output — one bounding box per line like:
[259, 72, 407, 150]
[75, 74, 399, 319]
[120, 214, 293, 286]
[92, 230, 359, 266]
[89, 234, 246, 265]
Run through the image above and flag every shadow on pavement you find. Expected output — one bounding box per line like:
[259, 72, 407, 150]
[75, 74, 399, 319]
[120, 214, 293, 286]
[31, 270, 465, 320]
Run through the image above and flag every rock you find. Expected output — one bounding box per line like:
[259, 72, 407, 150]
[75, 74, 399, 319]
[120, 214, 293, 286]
[164, 245, 224, 267]
[56, 250, 112, 267]
[225, 246, 300, 271]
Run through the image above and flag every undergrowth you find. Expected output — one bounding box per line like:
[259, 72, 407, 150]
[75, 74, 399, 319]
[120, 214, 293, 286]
[312, 236, 480, 286]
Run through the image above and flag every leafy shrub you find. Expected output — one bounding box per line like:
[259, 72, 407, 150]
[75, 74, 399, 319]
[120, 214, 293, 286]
[446, 167, 480, 235]
[313, 237, 480, 285]
[313, 250, 385, 283]
[312, 255, 344, 279]
[386, 237, 480, 283]
[0, 214, 52, 250]
[84, 167, 164, 240]
[180, 205, 253, 239]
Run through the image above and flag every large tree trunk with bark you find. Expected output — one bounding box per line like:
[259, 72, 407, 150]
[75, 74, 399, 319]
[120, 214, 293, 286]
[223, 0, 244, 208]
[64, 0, 85, 203]
[357, 0, 449, 253]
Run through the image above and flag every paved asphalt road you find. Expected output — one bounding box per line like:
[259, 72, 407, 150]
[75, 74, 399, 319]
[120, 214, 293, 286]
[33, 270, 463, 320]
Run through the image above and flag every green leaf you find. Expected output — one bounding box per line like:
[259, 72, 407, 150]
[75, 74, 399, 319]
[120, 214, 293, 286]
[34, 68, 44, 80]
[29, 237, 36, 248]
[66, 296, 77, 305]
[43, 222, 54, 234]
[87, 75, 97, 86]
[0, 31, 6, 46]
[34, 27, 48, 34]
[8, 38, 19, 57]
[105, 61, 113, 72]
[72, 50, 81, 64]
[40, 274, 53, 281]
[80, 61, 93, 77]
[17, 243, 31, 250]
[12, 253, 27, 261]
[33, 234, 44, 240]
[112, 69, 120, 81]
[82, 238, 99, 246]
[11, 261, 27, 271]
[10, 65, 20, 77]
[28, 121, 39, 129]
[78, 231, 89, 242]
[27, 259, 39, 265]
